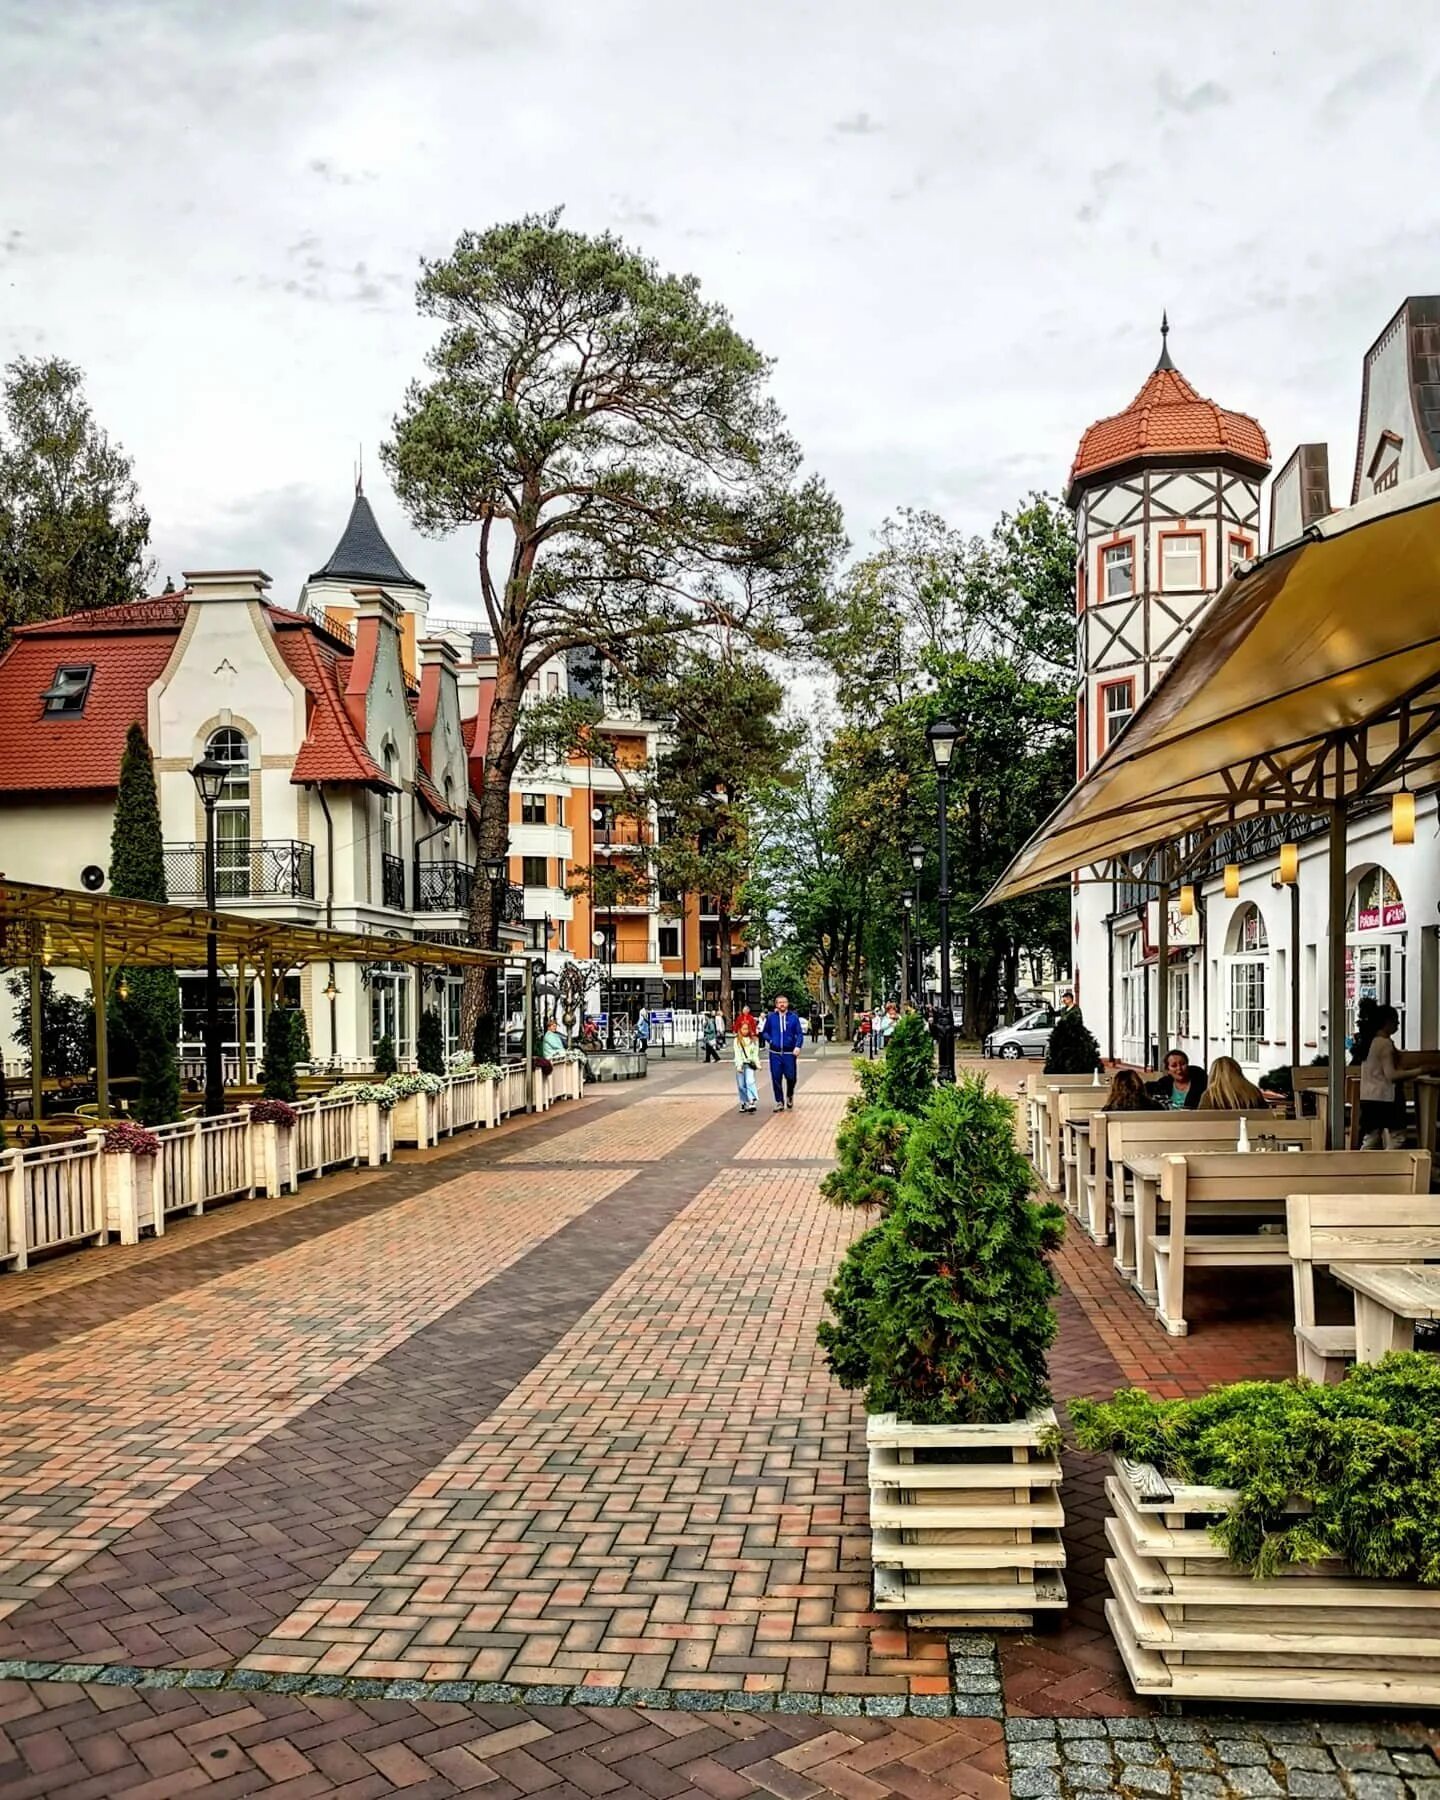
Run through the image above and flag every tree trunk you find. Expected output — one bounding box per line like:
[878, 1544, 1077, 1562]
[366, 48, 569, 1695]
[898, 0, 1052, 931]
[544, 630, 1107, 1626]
[717, 904, 734, 1024]
[462, 665, 523, 1049]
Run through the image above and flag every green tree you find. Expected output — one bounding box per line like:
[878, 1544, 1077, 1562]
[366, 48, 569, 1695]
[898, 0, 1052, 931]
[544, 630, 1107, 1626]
[383, 213, 844, 1037]
[822, 1012, 935, 1211]
[417, 1008, 445, 1075]
[259, 1009, 302, 1101]
[760, 944, 814, 1012]
[107, 723, 181, 1124]
[0, 356, 153, 646]
[820, 1075, 1066, 1425]
[6, 968, 93, 1078]
[374, 1032, 398, 1077]
[1043, 1007, 1102, 1075]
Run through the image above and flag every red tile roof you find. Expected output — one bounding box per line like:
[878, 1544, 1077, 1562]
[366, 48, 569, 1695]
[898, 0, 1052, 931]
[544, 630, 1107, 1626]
[269, 620, 393, 790]
[415, 765, 457, 819]
[1069, 364, 1270, 497]
[0, 601, 183, 792]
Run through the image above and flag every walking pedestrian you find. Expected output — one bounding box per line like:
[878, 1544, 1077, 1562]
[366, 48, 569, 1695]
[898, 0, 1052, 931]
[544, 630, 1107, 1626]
[634, 1011, 651, 1055]
[702, 1012, 720, 1063]
[759, 993, 805, 1112]
[732, 1007, 760, 1113]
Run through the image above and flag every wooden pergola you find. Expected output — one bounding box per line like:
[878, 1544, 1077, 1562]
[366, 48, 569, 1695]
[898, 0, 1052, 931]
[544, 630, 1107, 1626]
[0, 877, 531, 1125]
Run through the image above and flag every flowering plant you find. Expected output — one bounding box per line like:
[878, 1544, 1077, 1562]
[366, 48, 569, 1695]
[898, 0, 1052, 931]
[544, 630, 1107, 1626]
[470, 1062, 505, 1082]
[249, 1098, 298, 1127]
[445, 1052, 475, 1074]
[327, 1081, 400, 1110]
[387, 1072, 445, 1097]
[100, 1120, 162, 1156]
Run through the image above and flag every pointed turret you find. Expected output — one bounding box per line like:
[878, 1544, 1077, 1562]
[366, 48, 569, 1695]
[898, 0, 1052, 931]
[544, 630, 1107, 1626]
[1155, 311, 1174, 372]
[309, 481, 424, 592]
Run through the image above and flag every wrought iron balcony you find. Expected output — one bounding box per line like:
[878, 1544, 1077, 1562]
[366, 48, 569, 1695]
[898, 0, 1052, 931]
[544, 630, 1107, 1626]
[164, 840, 315, 902]
[416, 860, 473, 913]
[381, 851, 407, 910]
[503, 880, 526, 924]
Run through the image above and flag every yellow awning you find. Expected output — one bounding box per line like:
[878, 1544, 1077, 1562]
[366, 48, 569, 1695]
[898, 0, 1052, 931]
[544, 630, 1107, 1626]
[984, 470, 1440, 905]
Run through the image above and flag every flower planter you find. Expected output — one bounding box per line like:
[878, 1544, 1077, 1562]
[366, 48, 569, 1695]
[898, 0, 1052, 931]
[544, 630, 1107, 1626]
[391, 1089, 440, 1149]
[100, 1143, 161, 1244]
[252, 1119, 297, 1197]
[531, 1067, 553, 1112]
[1102, 1454, 1440, 1707]
[356, 1100, 393, 1167]
[866, 1408, 1067, 1628]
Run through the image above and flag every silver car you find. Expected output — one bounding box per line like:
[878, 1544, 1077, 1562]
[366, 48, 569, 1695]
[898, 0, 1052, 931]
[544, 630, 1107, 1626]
[983, 1007, 1057, 1060]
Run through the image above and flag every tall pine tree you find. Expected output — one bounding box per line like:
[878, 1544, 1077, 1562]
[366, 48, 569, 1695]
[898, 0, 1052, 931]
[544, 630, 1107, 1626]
[109, 723, 181, 1124]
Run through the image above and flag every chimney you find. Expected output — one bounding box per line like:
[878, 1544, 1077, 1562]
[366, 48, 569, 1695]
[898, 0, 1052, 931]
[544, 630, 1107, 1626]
[182, 569, 272, 603]
[344, 586, 401, 737]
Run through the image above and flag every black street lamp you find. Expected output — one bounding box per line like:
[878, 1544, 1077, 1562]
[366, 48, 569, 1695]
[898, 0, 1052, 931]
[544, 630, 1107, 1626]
[907, 840, 925, 1005]
[592, 927, 614, 1049]
[900, 891, 914, 1009]
[189, 753, 229, 1116]
[926, 719, 959, 1082]
[482, 851, 507, 1060]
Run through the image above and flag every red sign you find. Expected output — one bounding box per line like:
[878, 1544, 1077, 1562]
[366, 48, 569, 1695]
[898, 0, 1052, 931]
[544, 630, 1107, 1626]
[1383, 902, 1407, 927]
[1358, 906, 1380, 930]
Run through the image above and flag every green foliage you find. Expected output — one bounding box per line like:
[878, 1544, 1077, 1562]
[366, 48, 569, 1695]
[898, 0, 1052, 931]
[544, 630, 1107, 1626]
[761, 945, 814, 1011]
[0, 356, 152, 646]
[6, 969, 94, 1078]
[108, 723, 180, 1124]
[822, 1015, 935, 1211]
[820, 1075, 1065, 1424]
[259, 1009, 302, 1102]
[374, 1032, 399, 1077]
[1043, 1007, 1101, 1075]
[1070, 1356, 1440, 1584]
[417, 1008, 446, 1076]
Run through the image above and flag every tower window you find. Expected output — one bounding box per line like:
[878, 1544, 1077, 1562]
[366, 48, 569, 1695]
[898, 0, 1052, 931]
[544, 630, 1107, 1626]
[1161, 531, 1204, 592]
[1100, 678, 1135, 751]
[41, 665, 94, 714]
[1227, 533, 1254, 576]
[1102, 541, 1134, 599]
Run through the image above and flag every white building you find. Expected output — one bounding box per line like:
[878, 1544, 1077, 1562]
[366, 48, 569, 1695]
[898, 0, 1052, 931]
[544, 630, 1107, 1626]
[1071, 301, 1440, 1075]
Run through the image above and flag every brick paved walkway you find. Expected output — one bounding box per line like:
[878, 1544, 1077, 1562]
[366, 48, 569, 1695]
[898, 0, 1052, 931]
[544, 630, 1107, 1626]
[0, 1051, 1437, 1797]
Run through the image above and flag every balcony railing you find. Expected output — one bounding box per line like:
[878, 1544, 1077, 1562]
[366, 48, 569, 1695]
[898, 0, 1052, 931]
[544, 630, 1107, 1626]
[502, 880, 526, 924]
[416, 861, 473, 913]
[381, 852, 407, 910]
[164, 840, 315, 902]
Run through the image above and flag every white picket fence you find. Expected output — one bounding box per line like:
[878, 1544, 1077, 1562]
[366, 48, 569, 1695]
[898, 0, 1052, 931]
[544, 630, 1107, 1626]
[0, 1058, 581, 1275]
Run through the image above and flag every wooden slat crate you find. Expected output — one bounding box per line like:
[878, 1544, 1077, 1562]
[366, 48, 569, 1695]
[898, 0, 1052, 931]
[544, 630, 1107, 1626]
[866, 1409, 1067, 1628]
[1103, 1455, 1440, 1707]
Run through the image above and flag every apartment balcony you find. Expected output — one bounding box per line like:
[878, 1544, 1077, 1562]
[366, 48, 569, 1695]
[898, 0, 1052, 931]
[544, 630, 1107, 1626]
[164, 840, 315, 903]
[416, 860, 473, 913]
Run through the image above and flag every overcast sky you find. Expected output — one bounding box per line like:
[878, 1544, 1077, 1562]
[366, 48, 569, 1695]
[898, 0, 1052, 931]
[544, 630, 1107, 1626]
[5, 0, 1440, 614]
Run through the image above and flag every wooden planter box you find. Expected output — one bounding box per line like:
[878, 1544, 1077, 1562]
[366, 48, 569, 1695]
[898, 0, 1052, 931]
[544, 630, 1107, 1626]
[100, 1145, 161, 1244]
[252, 1120, 297, 1197]
[391, 1089, 440, 1148]
[1103, 1454, 1440, 1707]
[356, 1100, 393, 1167]
[866, 1408, 1067, 1628]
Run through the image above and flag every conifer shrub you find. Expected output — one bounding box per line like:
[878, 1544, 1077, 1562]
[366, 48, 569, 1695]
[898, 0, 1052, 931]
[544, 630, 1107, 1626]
[417, 1008, 446, 1076]
[1043, 1006, 1102, 1075]
[820, 1074, 1066, 1424]
[259, 1008, 301, 1101]
[1071, 1354, 1440, 1584]
[822, 1012, 935, 1210]
[374, 1032, 399, 1077]
[108, 724, 181, 1125]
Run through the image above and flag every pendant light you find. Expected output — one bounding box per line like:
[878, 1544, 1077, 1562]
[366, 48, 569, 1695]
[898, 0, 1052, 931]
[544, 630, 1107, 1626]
[1178, 883, 1195, 917]
[1392, 785, 1416, 847]
[1278, 841, 1298, 885]
[1223, 864, 1240, 899]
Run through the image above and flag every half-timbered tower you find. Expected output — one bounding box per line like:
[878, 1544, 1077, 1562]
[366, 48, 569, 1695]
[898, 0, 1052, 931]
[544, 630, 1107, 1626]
[1067, 322, 1269, 1059]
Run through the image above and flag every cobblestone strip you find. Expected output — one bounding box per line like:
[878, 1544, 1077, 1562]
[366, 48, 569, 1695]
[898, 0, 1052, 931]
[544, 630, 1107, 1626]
[241, 1165, 948, 1698]
[0, 1166, 635, 1645]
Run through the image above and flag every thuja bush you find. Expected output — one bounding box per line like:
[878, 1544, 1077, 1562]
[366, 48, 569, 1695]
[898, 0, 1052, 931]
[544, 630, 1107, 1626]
[374, 1033, 399, 1077]
[1043, 1007, 1102, 1075]
[822, 1013, 935, 1210]
[820, 1074, 1065, 1425]
[260, 1008, 302, 1102]
[417, 1008, 446, 1076]
[1071, 1354, 1440, 1583]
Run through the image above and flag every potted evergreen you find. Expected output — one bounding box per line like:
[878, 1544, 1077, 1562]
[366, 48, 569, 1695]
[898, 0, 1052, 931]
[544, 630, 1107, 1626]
[1072, 1356, 1440, 1705]
[1043, 1006, 1103, 1075]
[822, 1011, 934, 1211]
[820, 1074, 1069, 1626]
[108, 725, 181, 1126]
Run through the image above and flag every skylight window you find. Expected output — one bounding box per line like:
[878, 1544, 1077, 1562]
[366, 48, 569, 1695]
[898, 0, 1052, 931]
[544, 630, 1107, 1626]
[41, 665, 95, 715]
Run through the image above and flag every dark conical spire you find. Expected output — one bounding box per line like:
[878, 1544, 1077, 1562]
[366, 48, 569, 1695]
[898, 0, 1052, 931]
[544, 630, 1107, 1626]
[309, 485, 423, 590]
[1154, 311, 1175, 371]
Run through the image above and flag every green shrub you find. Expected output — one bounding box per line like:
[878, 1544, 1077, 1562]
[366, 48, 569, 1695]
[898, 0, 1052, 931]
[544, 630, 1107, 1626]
[822, 1013, 935, 1210]
[1070, 1354, 1440, 1583]
[1043, 1007, 1102, 1075]
[820, 1074, 1065, 1425]
[108, 723, 182, 1123]
[374, 1032, 399, 1077]
[259, 1008, 302, 1102]
[417, 1009, 445, 1076]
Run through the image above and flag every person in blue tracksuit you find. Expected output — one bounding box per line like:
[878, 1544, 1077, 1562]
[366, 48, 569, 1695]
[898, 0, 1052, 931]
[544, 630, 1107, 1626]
[759, 994, 805, 1111]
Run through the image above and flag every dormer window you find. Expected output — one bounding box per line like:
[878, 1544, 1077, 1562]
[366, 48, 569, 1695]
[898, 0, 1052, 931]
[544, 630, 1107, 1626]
[41, 665, 95, 715]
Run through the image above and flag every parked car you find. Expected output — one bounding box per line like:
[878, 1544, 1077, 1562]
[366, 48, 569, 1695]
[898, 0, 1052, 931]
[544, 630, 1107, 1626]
[983, 1007, 1057, 1060]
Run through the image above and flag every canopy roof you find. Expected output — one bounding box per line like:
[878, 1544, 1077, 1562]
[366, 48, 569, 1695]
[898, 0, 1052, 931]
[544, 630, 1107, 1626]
[985, 469, 1440, 904]
[0, 879, 517, 974]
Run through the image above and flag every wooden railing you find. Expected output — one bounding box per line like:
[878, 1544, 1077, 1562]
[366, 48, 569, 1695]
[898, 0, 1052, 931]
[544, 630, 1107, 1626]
[1, 1135, 104, 1270]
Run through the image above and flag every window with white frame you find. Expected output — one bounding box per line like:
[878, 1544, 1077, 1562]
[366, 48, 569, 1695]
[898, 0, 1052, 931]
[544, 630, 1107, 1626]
[1119, 929, 1145, 1063]
[1226, 904, 1268, 1065]
[1103, 541, 1134, 599]
[1161, 532, 1204, 591]
[1227, 533, 1254, 577]
[369, 964, 411, 1062]
[1101, 680, 1134, 750]
[381, 743, 399, 858]
[206, 726, 251, 898]
[1169, 962, 1191, 1040]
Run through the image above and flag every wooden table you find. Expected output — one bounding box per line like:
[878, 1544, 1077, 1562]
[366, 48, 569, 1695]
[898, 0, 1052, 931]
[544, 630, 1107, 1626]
[1334, 1262, 1440, 1361]
[1064, 1117, 1092, 1220]
[1121, 1155, 1164, 1296]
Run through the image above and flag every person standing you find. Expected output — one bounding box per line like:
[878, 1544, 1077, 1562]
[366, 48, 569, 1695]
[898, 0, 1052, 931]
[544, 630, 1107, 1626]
[760, 993, 805, 1111]
[732, 1006, 760, 1113]
[876, 1002, 899, 1050]
[634, 1011, 651, 1055]
[702, 1012, 720, 1063]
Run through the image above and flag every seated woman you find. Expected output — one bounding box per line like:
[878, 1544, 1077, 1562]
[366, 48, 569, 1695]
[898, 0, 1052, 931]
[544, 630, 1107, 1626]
[1103, 1068, 1155, 1112]
[1197, 1055, 1267, 1110]
[1147, 1048, 1206, 1110]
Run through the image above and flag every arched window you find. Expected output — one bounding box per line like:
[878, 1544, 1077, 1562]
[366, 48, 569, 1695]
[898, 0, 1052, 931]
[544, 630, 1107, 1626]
[1347, 866, 1408, 1040]
[206, 727, 251, 897]
[381, 743, 399, 858]
[1226, 903, 1268, 1065]
[443, 775, 455, 860]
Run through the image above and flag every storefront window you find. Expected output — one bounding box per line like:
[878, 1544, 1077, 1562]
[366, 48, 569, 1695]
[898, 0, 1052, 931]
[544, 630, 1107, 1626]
[1226, 904, 1268, 1065]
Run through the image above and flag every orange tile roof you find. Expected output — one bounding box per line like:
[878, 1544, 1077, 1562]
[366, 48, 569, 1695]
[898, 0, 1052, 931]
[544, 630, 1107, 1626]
[1069, 364, 1270, 496]
[270, 619, 393, 790]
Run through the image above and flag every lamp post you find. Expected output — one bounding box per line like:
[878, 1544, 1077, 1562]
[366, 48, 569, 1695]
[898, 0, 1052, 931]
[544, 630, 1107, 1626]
[482, 850, 506, 1061]
[189, 754, 229, 1116]
[592, 927, 613, 1049]
[908, 840, 925, 1004]
[925, 720, 959, 1082]
[900, 891, 914, 1008]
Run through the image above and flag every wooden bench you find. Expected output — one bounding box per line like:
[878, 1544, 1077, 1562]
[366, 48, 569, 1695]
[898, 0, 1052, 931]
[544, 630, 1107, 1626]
[1028, 1073, 1107, 1192]
[1150, 1149, 1430, 1336]
[1100, 1109, 1305, 1275]
[1055, 1089, 1108, 1220]
[1288, 1192, 1440, 1380]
